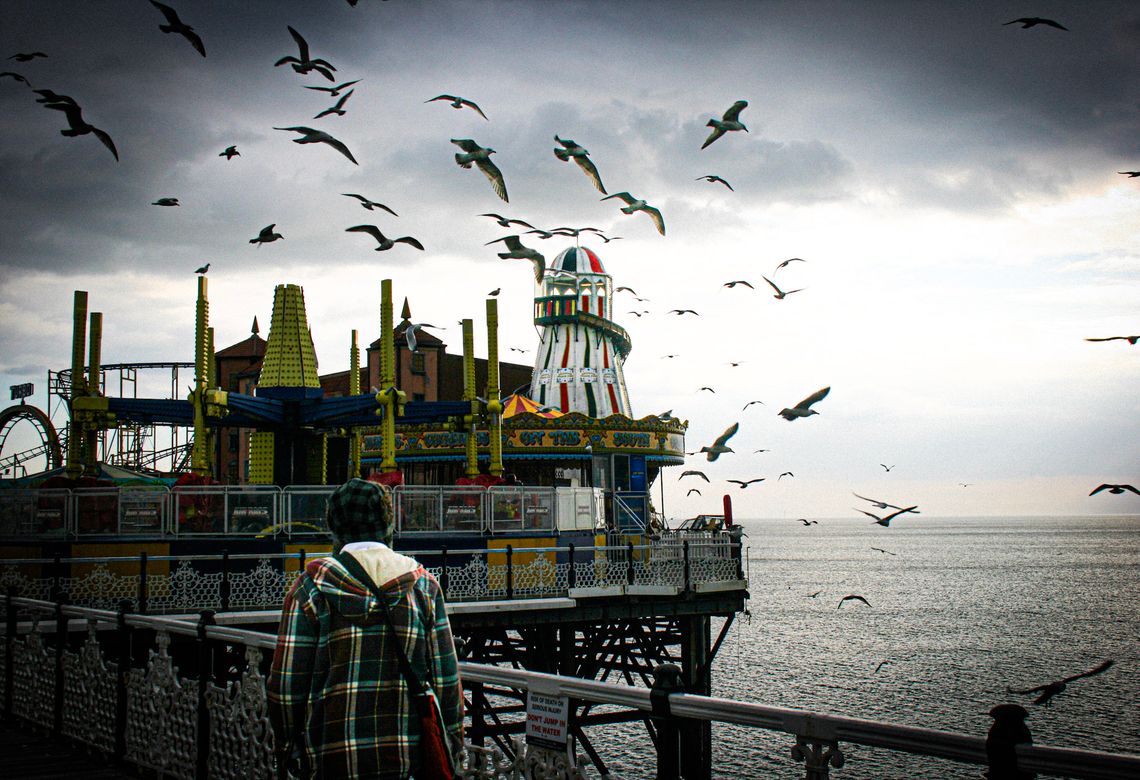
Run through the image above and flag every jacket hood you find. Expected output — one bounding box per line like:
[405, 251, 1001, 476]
[305, 546, 423, 624]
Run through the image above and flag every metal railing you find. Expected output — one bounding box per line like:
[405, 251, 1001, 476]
[0, 532, 746, 611]
[3, 593, 1137, 780]
[0, 484, 613, 539]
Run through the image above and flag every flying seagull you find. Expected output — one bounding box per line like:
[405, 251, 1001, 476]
[426, 94, 488, 120]
[1007, 660, 1114, 707]
[870, 547, 896, 556]
[0, 71, 31, 85]
[686, 488, 702, 497]
[1003, 17, 1068, 31]
[743, 401, 765, 410]
[774, 257, 805, 273]
[615, 286, 638, 295]
[452, 138, 508, 202]
[855, 505, 919, 527]
[669, 309, 699, 316]
[874, 661, 891, 673]
[797, 519, 818, 526]
[42, 98, 118, 160]
[1085, 335, 1138, 345]
[698, 386, 715, 393]
[219, 145, 239, 160]
[33, 89, 75, 106]
[480, 213, 534, 229]
[601, 192, 665, 236]
[275, 26, 336, 81]
[837, 594, 871, 609]
[343, 193, 397, 215]
[314, 89, 354, 119]
[345, 224, 424, 251]
[1088, 484, 1140, 496]
[701, 100, 749, 149]
[486, 235, 545, 283]
[275, 126, 357, 164]
[8, 52, 48, 62]
[305, 79, 360, 96]
[723, 280, 753, 289]
[1118, 172, 1140, 178]
[762, 275, 803, 300]
[778, 472, 794, 480]
[727, 478, 764, 489]
[250, 224, 283, 246]
[194, 263, 209, 275]
[700, 422, 739, 462]
[853, 493, 918, 513]
[149, 1, 206, 57]
[880, 464, 894, 472]
[680, 470, 710, 482]
[779, 386, 830, 420]
[152, 197, 179, 206]
[696, 175, 734, 191]
[554, 135, 607, 194]
[404, 322, 438, 353]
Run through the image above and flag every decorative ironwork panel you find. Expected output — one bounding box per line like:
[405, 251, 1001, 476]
[64, 565, 138, 610]
[459, 737, 592, 780]
[443, 558, 491, 601]
[11, 617, 53, 728]
[125, 631, 198, 778]
[0, 565, 50, 600]
[207, 645, 275, 780]
[229, 559, 291, 609]
[61, 619, 117, 752]
[510, 556, 560, 597]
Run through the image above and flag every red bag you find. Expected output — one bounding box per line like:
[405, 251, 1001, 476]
[414, 691, 455, 780]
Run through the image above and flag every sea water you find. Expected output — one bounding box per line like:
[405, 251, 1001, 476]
[597, 515, 1140, 779]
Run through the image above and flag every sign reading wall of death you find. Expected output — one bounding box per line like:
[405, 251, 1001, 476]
[525, 691, 569, 750]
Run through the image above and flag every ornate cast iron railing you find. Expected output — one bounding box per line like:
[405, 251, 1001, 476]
[3, 594, 1138, 780]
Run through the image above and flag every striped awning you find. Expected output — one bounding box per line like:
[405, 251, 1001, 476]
[501, 394, 564, 418]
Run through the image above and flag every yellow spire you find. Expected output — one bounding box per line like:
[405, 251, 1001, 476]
[258, 284, 321, 395]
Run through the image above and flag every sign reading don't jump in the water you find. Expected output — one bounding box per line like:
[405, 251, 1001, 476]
[525, 690, 569, 750]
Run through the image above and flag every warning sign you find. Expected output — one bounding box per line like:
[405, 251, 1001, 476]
[525, 691, 569, 750]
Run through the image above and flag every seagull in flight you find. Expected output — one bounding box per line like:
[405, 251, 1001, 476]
[723, 280, 754, 289]
[774, 257, 805, 273]
[680, 470, 710, 482]
[687, 488, 702, 497]
[41, 97, 118, 160]
[314, 89, 354, 119]
[0, 71, 31, 85]
[778, 472, 794, 480]
[487, 235, 545, 282]
[219, 145, 239, 160]
[601, 192, 665, 236]
[346, 225, 424, 252]
[855, 505, 919, 527]
[1118, 171, 1140, 178]
[1007, 660, 1114, 707]
[870, 547, 896, 556]
[701, 100, 748, 149]
[480, 213, 534, 229]
[762, 276, 803, 300]
[696, 174, 734, 191]
[669, 309, 699, 316]
[742, 400, 765, 411]
[404, 322, 438, 353]
[1003, 17, 1068, 31]
[1085, 335, 1138, 345]
[149, 1, 206, 57]
[880, 464, 894, 472]
[275, 26, 336, 81]
[250, 224, 284, 246]
[700, 422, 739, 462]
[152, 197, 179, 206]
[426, 94, 488, 120]
[452, 138, 508, 202]
[874, 661, 891, 673]
[853, 493, 919, 513]
[727, 478, 764, 489]
[797, 519, 818, 526]
[779, 386, 830, 420]
[343, 194, 397, 215]
[8, 52, 48, 62]
[306, 79, 360, 97]
[1088, 484, 1140, 496]
[275, 126, 357, 164]
[194, 263, 210, 275]
[615, 286, 638, 295]
[837, 594, 871, 609]
[554, 135, 607, 194]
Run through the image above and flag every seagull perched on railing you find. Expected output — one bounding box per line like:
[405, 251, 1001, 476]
[275, 26, 336, 80]
[452, 138, 508, 202]
[554, 135, 607, 194]
[701, 100, 748, 149]
[275, 126, 357, 164]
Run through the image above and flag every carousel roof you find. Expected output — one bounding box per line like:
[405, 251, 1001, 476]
[552, 246, 605, 275]
[501, 394, 564, 419]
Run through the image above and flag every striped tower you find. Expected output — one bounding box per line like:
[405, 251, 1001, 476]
[531, 246, 633, 417]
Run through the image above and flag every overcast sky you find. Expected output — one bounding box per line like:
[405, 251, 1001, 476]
[1, 0, 1137, 518]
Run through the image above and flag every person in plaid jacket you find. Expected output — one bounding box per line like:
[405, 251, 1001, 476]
[268, 478, 463, 778]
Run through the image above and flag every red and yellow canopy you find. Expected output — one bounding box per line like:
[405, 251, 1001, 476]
[501, 394, 564, 419]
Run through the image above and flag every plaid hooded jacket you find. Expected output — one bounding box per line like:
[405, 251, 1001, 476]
[267, 547, 463, 779]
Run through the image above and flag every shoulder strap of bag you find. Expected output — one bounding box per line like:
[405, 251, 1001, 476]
[334, 550, 426, 698]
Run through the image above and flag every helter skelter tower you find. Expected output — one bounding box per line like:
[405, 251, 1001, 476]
[530, 246, 633, 416]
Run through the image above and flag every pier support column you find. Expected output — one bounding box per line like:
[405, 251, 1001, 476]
[66, 291, 88, 479]
[679, 615, 712, 780]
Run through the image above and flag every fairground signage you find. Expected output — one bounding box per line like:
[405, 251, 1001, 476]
[362, 428, 685, 458]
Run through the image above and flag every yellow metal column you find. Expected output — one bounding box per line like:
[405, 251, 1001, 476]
[66, 291, 88, 479]
[378, 279, 399, 473]
[349, 329, 362, 478]
[485, 299, 503, 477]
[83, 312, 103, 471]
[190, 275, 210, 476]
[461, 319, 478, 477]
